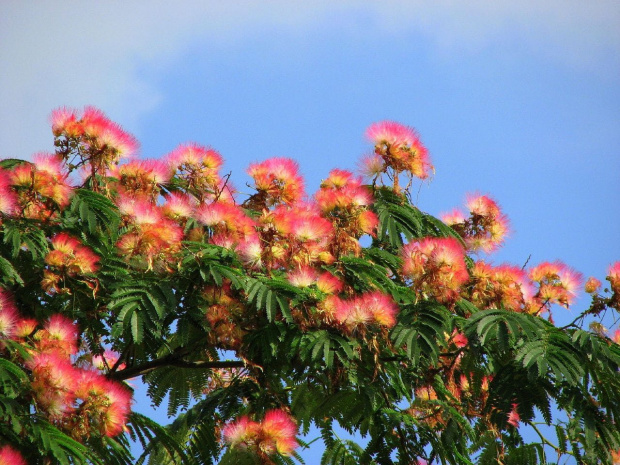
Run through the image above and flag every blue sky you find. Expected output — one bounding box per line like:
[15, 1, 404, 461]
[2, 1, 619, 462]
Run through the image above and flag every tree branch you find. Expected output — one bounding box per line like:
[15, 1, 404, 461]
[109, 354, 245, 381]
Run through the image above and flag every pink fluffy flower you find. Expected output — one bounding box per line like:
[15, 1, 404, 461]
[608, 262, 620, 293]
[35, 314, 79, 358]
[74, 370, 133, 437]
[287, 266, 318, 288]
[46, 232, 100, 275]
[401, 237, 469, 304]
[260, 409, 299, 456]
[365, 121, 433, 181]
[334, 291, 398, 330]
[50, 106, 81, 137]
[0, 445, 26, 465]
[27, 352, 78, 418]
[584, 277, 601, 294]
[161, 192, 196, 220]
[92, 350, 125, 371]
[316, 272, 344, 294]
[247, 157, 305, 205]
[529, 261, 583, 309]
[507, 403, 520, 427]
[81, 106, 138, 159]
[223, 415, 260, 447]
[0, 168, 18, 215]
[0, 288, 18, 338]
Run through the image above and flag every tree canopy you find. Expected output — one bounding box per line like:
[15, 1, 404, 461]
[1, 107, 619, 464]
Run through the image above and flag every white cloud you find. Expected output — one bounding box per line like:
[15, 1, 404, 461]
[1, 0, 618, 159]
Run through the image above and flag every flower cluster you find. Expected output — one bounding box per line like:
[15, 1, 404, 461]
[363, 121, 433, 192]
[166, 143, 229, 201]
[222, 409, 298, 457]
[5, 153, 73, 221]
[202, 282, 247, 351]
[316, 169, 379, 255]
[401, 237, 469, 304]
[52, 106, 138, 177]
[607, 261, 620, 310]
[326, 291, 398, 333]
[1, 289, 132, 440]
[116, 194, 185, 272]
[247, 157, 305, 207]
[528, 261, 582, 313]
[42, 233, 100, 295]
[0, 445, 26, 465]
[109, 159, 170, 200]
[465, 261, 534, 312]
[442, 194, 509, 253]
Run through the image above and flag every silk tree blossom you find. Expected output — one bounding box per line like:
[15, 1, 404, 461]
[34, 314, 79, 358]
[442, 194, 509, 253]
[287, 266, 318, 288]
[315, 169, 378, 244]
[256, 202, 334, 268]
[607, 262, 620, 310]
[51, 107, 139, 170]
[161, 192, 197, 220]
[8, 154, 73, 220]
[72, 370, 132, 437]
[364, 121, 433, 190]
[465, 261, 535, 312]
[110, 159, 171, 199]
[401, 237, 469, 304]
[260, 409, 299, 455]
[92, 350, 125, 371]
[27, 352, 78, 419]
[166, 143, 224, 196]
[0, 288, 18, 338]
[46, 232, 100, 275]
[608, 262, 620, 293]
[115, 194, 185, 271]
[333, 291, 398, 331]
[507, 403, 521, 427]
[584, 277, 601, 294]
[287, 268, 346, 295]
[316, 272, 344, 294]
[78, 106, 139, 160]
[11, 318, 37, 339]
[0, 445, 26, 465]
[528, 261, 583, 311]
[0, 168, 18, 216]
[223, 409, 298, 457]
[247, 157, 305, 206]
[196, 201, 258, 246]
[222, 415, 260, 448]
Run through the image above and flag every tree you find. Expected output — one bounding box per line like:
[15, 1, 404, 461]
[0, 107, 619, 465]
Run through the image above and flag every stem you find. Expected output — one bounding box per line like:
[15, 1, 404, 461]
[109, 354, 245, 381]
[528, 422, 573, 458]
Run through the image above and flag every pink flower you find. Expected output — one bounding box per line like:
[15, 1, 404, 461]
[529, 261, 583, 308]
[223, 415, 260, 447]
[334, 291, 398, 330]
[260, 409, 298, 456]
[32, 315, 79, 358]
[365, 121, 433, 180]
[287, 266, 318, 288]
[584, 277, 601, 294]
[247, 157, 305, 205]
[0, 288, 18, 337]
[507, 403, 520, 427]
[0, 168, 18, 215]
[0, 445, 26, 465]
[401, 237, 469, 304]
[608, 262, 620, 293]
